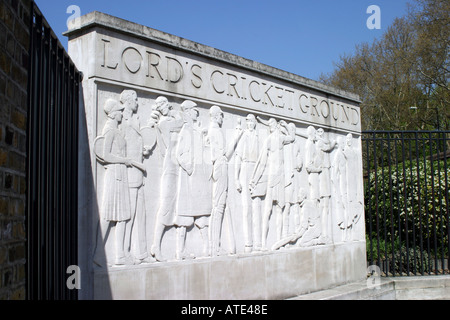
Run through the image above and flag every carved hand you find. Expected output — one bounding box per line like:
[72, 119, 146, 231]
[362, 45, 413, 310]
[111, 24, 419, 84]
[236, 180, 242, 193]
[124, 158, 133, 167]
[143, 146, 151, 156]
[148, 111, 160, 127]
[249, 181, 256, 194]
[306, 165, 321, 174]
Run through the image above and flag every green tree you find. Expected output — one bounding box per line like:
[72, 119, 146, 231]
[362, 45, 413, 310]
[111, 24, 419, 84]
[320, 0, 449, 131]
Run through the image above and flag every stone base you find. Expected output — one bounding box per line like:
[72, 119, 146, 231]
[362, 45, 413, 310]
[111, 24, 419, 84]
[92, 241, 366, 300]
[291, 275, 450, 300]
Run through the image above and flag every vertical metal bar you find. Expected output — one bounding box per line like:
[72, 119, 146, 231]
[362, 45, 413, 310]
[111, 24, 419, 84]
[408, 136, 417, 275]
[50, 35, 60, 299]
[443, 132, 450, 275]
[383, 135, 390, 273]
[436, 132, 445, 274]
[428, 132, 438, 274]
[422, 134, 431, 274]
[43, 24, 53, 299]
[401, 132, 409, 276]
[373, 132, 381, 274]
[56, 46, 64, 299]
[26, 2, 38, 300]
[67, 61, 75, 300]
[394, 135, 402, 275]
[381, 135, 390, 274]
[387, 133, 396, 275]
[415, 132, 424, 275]
[36, 12, 47, 300]
[49, 37, 59, 299]
[61, 54, 69, 299]
[72, 70, 80, 301]
[365, 134, 374, 267]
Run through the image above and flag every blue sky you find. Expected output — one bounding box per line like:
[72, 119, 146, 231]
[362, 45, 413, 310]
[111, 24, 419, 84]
[35, 0, 411, 81]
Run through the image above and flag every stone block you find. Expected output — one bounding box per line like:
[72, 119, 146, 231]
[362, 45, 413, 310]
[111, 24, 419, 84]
[67, 11, 366, 300]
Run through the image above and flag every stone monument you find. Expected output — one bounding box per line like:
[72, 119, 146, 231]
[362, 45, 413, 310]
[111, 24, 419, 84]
[65, 12, 366, 300]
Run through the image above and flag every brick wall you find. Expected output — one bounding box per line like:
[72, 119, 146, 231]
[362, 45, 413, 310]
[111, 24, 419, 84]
[0, 0, 31, 300]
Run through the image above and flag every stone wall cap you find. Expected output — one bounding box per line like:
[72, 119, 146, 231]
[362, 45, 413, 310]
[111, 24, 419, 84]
[64, 11, 361, 103]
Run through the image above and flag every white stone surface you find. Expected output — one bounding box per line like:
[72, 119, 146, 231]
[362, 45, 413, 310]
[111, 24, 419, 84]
[292, 275, 450, 300]
[94, 242, 367, 300]
[66, 11, 366, 300]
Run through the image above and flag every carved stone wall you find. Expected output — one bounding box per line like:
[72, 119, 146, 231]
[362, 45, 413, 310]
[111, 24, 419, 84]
[66, 12, 366, 300]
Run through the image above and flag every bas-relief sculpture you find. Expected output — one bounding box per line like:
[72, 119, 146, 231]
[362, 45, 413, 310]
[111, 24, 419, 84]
[64, 13, 367, 299]
[93, 89, 364, 267]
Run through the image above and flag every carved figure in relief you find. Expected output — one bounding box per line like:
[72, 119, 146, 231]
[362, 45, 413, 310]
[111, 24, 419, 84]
[120, 90, 154, 264]
[207, 106, 243, 256]
[302, 126, 322, 201]
[271, 188, 322, 250]
[344, 134, 363, 237]
[94, 99, 134, 266]
[234, 114, 262, 253]
[174, 100, 212, 260]
[315, 128, 336, 244]
[149, 96, 184, 261]
[250, 117, 295, 250]
[331, 136, 349, 241]
[281, 123, 303, 239]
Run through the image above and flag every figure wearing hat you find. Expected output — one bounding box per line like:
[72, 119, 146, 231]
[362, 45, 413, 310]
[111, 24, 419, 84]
[315, 127, 336, 244]
[95, 98, 133, 266]
[207, 106, 243, 256]
[173, 100, 212, 259]
[120, 90, 153, 264]
[149, 96, 184, 261]
[234, 114, 262, 253]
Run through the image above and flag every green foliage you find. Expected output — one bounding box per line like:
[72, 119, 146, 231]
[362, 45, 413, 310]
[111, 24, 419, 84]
[366, 235, 431, 275]
[365, 158, 449, 274]
[320, 0, 450, 131]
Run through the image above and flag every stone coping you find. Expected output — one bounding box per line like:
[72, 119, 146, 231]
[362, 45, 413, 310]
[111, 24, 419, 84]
[63, 11, 361, 104]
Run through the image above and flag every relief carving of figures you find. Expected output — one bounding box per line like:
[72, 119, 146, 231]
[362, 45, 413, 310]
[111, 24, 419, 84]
[293, 125, 324, 246]
[94, 99, 132, 266]
[234, 114, 262, 253]
[271, 188, 322, 250]
[173, 100, 212, 260]
[250, 118, 295, 250]
[149, 96, 184, 261]
[207, 106, 243, 256]
[93, 92, 363, 265]
[120, 90, 154, 264]
[332, 134, 363, 242]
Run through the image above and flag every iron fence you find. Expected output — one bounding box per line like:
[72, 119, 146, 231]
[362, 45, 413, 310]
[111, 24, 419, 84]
[363, 131, 450, 277]
[26, 2, 82, 300]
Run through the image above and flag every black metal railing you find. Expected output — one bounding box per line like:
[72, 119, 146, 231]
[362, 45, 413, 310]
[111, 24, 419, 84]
[26, 2, 81, 300]
[363, 131, 450, 277]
